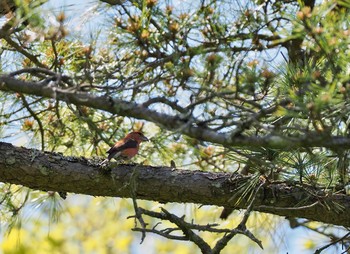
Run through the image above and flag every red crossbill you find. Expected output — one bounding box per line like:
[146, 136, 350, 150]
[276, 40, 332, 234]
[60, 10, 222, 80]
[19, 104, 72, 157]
[100, 131, 149, 165]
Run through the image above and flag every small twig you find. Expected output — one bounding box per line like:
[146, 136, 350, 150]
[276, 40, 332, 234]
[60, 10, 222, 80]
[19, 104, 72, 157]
[9, 68, 72, 88]
[160, 227, 181, 234]
[315, 231, 350, 254]
[9, 67, 57, 77]
[131, 206, 213, 252]
[212, 181, 265, 253]
[128, 167, 148, 243]
[135, 204, 264, 253]
[19, 94, 45, 151]
[50, 39, 59, 71]
[239, 181, 265, 228]
[129, 177, 265, 253]
[242, 229, 264, 249]
[131, 196, 147, 243]
[132, 228, 188, 241]
[3, 37, 46, 68]
[341, 246, 350, 254]
[159, 207, 212, 254]
[0, 97, 42, 117]
[142, 97, 188, 114]
[257, 201, 320, 211]
[138, 207, 224, 233]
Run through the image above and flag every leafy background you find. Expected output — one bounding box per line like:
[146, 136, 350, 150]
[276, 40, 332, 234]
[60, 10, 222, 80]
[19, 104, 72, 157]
[1, 0, 349, 253]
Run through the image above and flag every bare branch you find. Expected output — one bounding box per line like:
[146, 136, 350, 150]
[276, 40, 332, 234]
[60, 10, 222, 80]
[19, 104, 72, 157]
[19, 94, 45, 151]
[2, 75, 350, 151]
[1, 37, 46, 68]
[131, 205, 263, 253]
[159, 207, 212, 253]
[315, 231, 350, 254]
[129, 167, 148, 244]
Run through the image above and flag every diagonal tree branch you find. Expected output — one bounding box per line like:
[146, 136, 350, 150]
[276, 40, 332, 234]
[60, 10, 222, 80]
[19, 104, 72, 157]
[1, 75, 350, 150]
[0, 141, 349, 227]
[18, 94, 45, 151]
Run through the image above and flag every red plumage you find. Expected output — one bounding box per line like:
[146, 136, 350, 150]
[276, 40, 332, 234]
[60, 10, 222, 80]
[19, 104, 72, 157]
[101, 132, 148, 165]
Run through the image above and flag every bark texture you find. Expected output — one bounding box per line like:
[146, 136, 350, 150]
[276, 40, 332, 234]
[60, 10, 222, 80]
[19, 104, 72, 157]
[0, 142, 349, 227]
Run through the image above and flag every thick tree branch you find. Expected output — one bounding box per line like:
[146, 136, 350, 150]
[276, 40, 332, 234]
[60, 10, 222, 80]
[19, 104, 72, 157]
[0, 142, 349, 227]
[1, 75, 350, 150]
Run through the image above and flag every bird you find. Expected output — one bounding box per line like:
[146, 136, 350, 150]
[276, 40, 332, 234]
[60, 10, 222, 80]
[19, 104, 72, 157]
[100, 131, 149, 165]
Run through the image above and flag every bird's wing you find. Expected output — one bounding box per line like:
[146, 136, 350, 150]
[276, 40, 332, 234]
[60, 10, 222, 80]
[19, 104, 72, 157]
[107, 139, 138, 160]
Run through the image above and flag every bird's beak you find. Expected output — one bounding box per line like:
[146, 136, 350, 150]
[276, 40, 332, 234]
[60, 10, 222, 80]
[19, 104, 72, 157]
[142, 136, 149, 142]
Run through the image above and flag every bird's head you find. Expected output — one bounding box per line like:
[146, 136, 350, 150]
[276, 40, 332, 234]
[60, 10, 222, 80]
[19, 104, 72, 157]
[126, 131, 149, 142]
